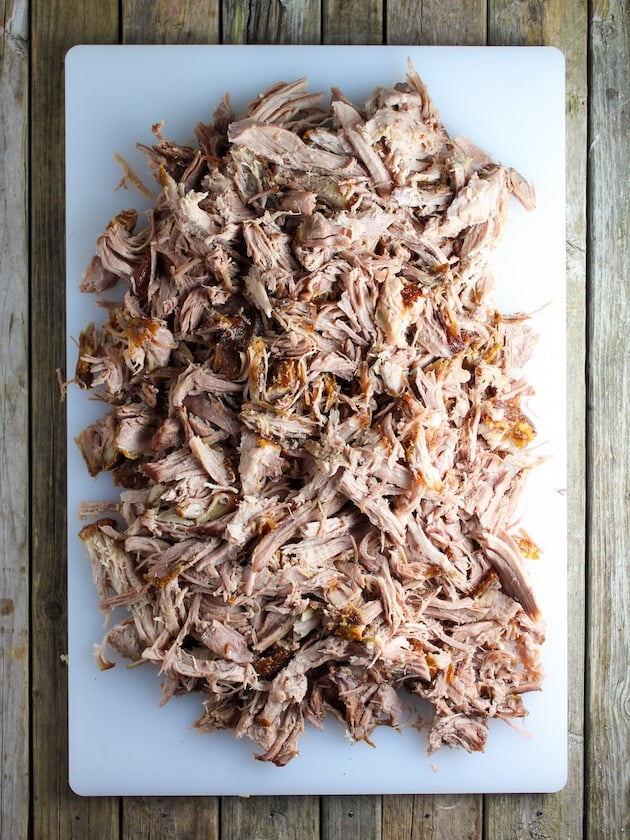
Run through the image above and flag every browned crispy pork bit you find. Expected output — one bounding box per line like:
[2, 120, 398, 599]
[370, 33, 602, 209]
[75, 61, 544, 766]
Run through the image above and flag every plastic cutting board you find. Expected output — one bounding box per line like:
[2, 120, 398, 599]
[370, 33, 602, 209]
[65, 44, 567, 796]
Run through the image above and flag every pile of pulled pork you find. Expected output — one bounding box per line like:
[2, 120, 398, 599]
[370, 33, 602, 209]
[75, 61, 545, 766]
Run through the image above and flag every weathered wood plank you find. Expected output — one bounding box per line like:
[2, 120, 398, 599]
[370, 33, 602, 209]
[117, 3, 221, 835]
[318, 16, 383, 840]
[531, 0, 591, 818]
[386, 4, 487, 836]
[485, 0, 588, 834]
[121, 797, 219, 840]
[223, 0, 321, 44]
[318, 18, 385, 840]
[322, 795, 382, 840]
[322, 0, 383, 44]
[213, 10, 329, 838]
[487, 0, 544, 44]
[386, 0, 486, 45]
[383, 795, 482, 840]
[30, 1, 120, 837]
[221, 795, 320, 840]
[123, 0, 220, 44]
[586, 0, 630, 836]
[382, 795, 413, 839]
[0, 1, 29, 839]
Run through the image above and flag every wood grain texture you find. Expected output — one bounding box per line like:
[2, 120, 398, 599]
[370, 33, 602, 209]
[30, 1, 120, 837]
[222, 795, 320, 839]
[322, 0, 383, 44]
[383, 795, 482, 840]
[118, 2, 220, 835]
[122, 797, 219, 839]
[544, 2, 588, 839]
[382, 795, 414, 839]
[223, 0, 321, 44]
[487, 0, 544, 45]
[216, 19, 321, 840]
[386, 0, 486, 45]
[123, 0, 219, 44]
[319, 12, 383, 839]
[322, 795, 382, 840]
[0, 1, 29, 838]
[318, 15, 383, 840]
[485, 0, 588, 835]
[385, 4, 486, 835]
[13, 2, 615, 838]
[217, 28, 322, 840]
[586, 0, 630, 836]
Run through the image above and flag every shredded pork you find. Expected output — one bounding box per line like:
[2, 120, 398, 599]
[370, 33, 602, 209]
[74, 61, 545, 766]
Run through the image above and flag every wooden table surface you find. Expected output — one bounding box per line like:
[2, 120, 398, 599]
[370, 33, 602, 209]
[1, 0, 628, 837]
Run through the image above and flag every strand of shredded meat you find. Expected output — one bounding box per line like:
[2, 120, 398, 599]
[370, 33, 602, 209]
[74, 60, 545, 766]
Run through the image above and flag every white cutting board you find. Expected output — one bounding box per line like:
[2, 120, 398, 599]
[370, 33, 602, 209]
[65, 45, 567, 796]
